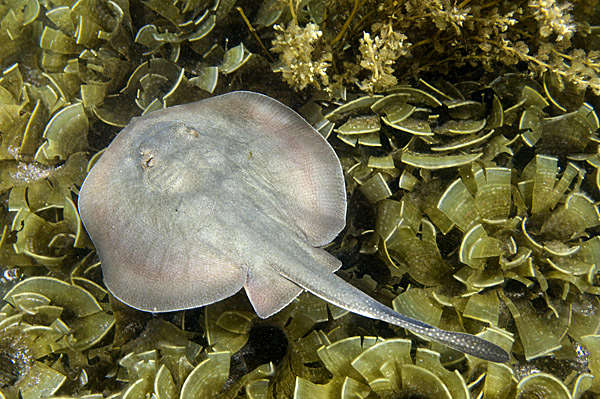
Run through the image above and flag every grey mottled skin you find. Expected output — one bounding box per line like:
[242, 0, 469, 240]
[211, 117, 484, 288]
[78, 91, 509, 363]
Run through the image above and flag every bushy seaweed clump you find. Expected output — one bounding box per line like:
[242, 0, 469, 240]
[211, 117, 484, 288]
[1, 0, 600, 398]
[267, 0, 600, 96]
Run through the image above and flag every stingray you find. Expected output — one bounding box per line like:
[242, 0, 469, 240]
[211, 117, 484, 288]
[78, 91, 509, 362]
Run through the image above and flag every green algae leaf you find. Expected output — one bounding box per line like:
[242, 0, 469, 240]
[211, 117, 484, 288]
[516, 373, 571, 399]
[336, 133, 357, 147]
[39, 102, 88, 162]
[576, 102, 599, 130]
[317, 336, 380, 383]
[291, 291, 347, 323]
[371, 92, 411, 111]
[314, 119, 335, 138]
[21, 325, 68, 359]
[500, 293, 561, 360]
[401, 364, 452, 399]
[430, 129, 495, 152]
[521, 85, 549, 108]
[541, 192, 599, 242]
[247, 379, 271, 399]
[324, 95, 383, 122]
[460, 224, 500, 269]
[0, 63, 23, 100]
[388, 117, 433, 135]
[255, 0, 286, 27]
[71, 276, 107, 303]
[11, 291, 51, 311]
[543, 71, 569, 112]
[569, 296, 600, 341]
[122, 378, 148, 399]
[379, 101, 416, 126]
[414, 349, 469, 399]
[358, 172, 392, 203]
[447, 100, 485, 119]
[419, 79, 461, 101]
[220, 43, 252, 74]
[334, 115, 380, 135]
[293, 376, 345, 399]
[463, 290, 499, 326]
[577, 236, 600, 271]
[435, 118, 486, 135]
[527, 160, 583, 214]
[205, 305, 255, 353]
[572, 373, 594, 399]
[488, 94, 504, 128]
[581, 335, 600, 394]
[564, 193, 600, 230]
[31, 305, 64, 325]
[540, 111, 595, 154]
[392, 288, 442, 329]
[483, 362, 515, 399]
[377, 100, 416, 128]
[376, 199, 420, 241]
[351, 338, 412, 386]
[155, 347, 194, 387]
[401, 151, 482, 170]
[357, 132, 382, 147]
[141, 0, 184, 25]
[65, 195, 90, 248]
[16, 361, 66, 399]
[386, 225, 452, 286]
[39, 26, 81, 54]
[0, 105, 28, 160]
[437, 178, 479, 232]
[180, 351, 230, 399]
[296, 330, 331, 364]
[391, 87, 443, 107]
[75, 14, 103, 48]
[520, 106, 544, 147]
[20, 99, 47, 157]
[347, 161, 374, 184]
[92, 94, 138, 126]
[215, 310, 254, 334]
[4, 277, 102, 317]
[188, 14, 216, 42]
[134, 24, 168, 50]
[474, 167, 512, 221]
[520, 217, 543, 252]
[525, 155, 553, 213]
[456, 266, 505, 289]
[11, 208, 70, 266]
[398, 169, 418, 191]
[189, 66, 218, 94]
[154, 364, 177, 399]
[66, 311, 114, 350]
[0, 313, 24, 331]
[81, 82, 109, 109]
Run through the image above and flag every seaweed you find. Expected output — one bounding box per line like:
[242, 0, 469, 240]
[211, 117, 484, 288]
[1, 0, 600, 398]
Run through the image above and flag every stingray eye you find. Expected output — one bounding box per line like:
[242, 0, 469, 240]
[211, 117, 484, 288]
[140, 150, 155, 169]
[173, 123, 200, 138]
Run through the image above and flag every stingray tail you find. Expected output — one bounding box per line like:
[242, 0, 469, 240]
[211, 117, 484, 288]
[272, 248, 509, 363]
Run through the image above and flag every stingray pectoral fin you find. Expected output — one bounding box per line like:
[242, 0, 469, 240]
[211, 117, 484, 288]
[98, 233, 247, 312]
[199, 91, 347, 247]
[244, 264, 304, 319]
[271, 255, 509, 363]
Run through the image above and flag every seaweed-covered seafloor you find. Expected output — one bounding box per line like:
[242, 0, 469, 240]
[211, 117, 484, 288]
[2, 0, 600, 398]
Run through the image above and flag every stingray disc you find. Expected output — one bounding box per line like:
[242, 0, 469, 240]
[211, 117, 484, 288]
[78, 91, 346, 312]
